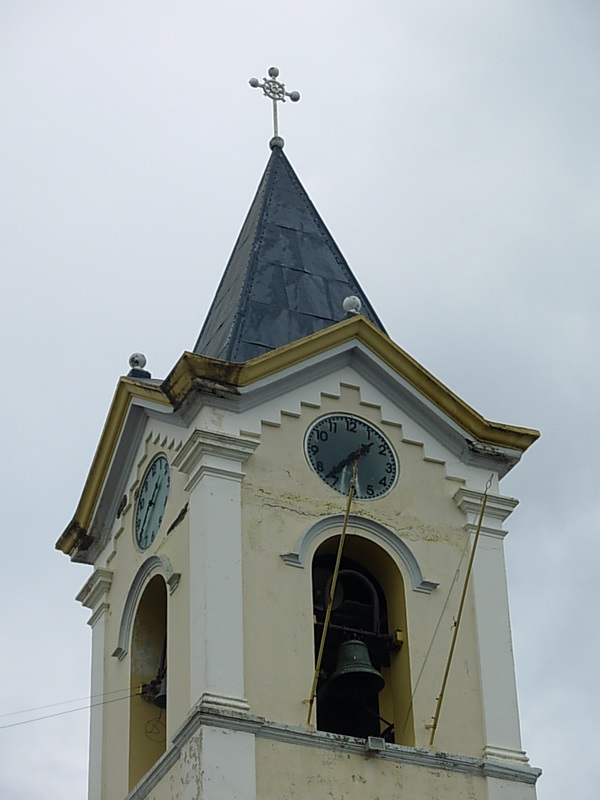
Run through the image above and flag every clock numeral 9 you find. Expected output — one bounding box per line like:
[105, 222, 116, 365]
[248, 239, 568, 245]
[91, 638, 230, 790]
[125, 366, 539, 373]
[310, 444, 319, 455]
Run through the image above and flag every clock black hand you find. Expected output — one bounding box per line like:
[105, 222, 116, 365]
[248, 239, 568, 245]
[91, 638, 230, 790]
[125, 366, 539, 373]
[141, 478, 161, 539]
[326, 441, 373, 478]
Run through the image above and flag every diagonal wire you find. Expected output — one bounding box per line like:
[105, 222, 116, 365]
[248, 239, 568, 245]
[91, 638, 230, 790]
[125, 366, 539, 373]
[0, 687, 133, 720]
[0, 691, 137, 731]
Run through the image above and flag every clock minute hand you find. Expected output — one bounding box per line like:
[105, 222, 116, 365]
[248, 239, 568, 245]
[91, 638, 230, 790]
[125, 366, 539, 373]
[326, 441, 373, 478]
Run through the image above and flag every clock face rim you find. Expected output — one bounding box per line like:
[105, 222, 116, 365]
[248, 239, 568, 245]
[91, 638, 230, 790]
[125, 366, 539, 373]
[304, 413, 398, 500]
[134, 453, 171, 551]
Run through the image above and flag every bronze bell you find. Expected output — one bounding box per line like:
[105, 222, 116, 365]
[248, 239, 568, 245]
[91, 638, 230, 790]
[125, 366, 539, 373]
[327, 639, 385, 698]
[154, 676, 167, 709]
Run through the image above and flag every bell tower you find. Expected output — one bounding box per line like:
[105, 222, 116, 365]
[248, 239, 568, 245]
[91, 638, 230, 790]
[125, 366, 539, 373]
[58, 69, 541, 800]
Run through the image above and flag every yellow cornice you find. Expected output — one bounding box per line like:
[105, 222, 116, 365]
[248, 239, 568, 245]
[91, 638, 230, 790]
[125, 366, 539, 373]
[58, 317, 539, 557]
[166, 317, 539, 451]
[56, 378, 171, 555]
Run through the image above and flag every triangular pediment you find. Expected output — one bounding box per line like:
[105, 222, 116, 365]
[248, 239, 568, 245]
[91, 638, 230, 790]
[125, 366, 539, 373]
[57, 316, 538, 560]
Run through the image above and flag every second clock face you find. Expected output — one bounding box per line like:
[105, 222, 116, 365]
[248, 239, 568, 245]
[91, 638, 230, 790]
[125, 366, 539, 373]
[135, 454, 171, 550]
[305, 415, 398, 499]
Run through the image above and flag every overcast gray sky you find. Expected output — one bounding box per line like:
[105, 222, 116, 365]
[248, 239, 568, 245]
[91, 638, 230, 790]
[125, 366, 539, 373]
[1, 3, 598, 798]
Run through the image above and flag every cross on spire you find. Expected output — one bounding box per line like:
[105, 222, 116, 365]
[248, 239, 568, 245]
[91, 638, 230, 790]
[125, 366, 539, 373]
[249, 66, 300, 149]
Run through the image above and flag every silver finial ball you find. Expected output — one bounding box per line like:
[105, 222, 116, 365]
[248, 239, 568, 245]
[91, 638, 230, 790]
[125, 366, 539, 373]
[249, 77, 259, 87]
[129, 352, 147, 370]
[289, 90, 300, 102]
[268, 66, 279, 78]
[343, 295, 362, 315]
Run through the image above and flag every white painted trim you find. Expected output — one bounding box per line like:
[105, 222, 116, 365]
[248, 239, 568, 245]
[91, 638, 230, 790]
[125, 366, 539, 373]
[173, 428, 259, 473]
[454, 488, 518, 523]
[123, 705, 541, 800]
[76, 568, 113, 621]
[281, 514, 439, 594]
[483, 744, 530, 763]
[112, 554, 180, 660]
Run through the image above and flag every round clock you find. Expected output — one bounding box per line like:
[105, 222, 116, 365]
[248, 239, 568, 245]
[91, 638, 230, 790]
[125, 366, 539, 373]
[135, 454, 171, 550]
[305, 414, 398, 499]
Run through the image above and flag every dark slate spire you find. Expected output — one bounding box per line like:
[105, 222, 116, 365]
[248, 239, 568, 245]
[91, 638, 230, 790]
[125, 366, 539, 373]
[193, 145, 386, 362]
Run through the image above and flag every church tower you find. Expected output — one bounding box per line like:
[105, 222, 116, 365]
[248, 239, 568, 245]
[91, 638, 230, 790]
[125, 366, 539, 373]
[58, 68, 541, 800]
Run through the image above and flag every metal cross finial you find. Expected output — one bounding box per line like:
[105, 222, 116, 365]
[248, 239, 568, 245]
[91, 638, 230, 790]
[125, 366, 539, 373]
[249, 66, 300, 149]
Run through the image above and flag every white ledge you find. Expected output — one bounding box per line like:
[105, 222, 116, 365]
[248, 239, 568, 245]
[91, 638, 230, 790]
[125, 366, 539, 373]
[453, 488, 518, 523]
[124, 705, 541, 800]
[173, 429, 259, 474]
[76, 568, 113, 626]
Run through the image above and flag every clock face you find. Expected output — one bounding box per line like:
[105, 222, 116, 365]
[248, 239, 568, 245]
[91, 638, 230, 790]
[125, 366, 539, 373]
[305, 415, 398, 499]
[135, 454, 171, 550]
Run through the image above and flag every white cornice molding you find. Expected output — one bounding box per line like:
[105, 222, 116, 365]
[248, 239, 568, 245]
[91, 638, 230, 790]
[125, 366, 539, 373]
[76, 568, 113, 627]
[463, 524, 508, 541]
[281, 514, 439, 594]
[453, 488, 518, 523]
[483, 744, 530, 763]
[173, 429, 259, 473]
[124, 705, 541, 800]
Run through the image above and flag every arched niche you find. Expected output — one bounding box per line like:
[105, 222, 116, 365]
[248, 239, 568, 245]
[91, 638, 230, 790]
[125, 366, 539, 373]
[282, 514, 438, 594]
[311, 534, 415, 746]
[128, 574, 167, 790]
[112, 554, 180, 660]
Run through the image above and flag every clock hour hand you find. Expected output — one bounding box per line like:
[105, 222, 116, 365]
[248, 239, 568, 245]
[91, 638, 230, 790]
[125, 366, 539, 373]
[140, 478, 161, 537]
[326, 441, 373, 478]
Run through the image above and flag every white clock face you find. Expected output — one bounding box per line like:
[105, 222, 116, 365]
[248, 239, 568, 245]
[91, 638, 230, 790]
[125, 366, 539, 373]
[305, 415, 398, 499]
[135, 454, 170, 550]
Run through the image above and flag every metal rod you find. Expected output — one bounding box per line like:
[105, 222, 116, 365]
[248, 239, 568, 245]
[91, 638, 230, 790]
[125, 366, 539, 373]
[306, 458, 360, 726]
[428, 476, 492, 747]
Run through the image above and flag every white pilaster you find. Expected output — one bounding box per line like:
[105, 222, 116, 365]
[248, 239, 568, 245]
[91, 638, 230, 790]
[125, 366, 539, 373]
[174, 430, 258, 711]
[76, 568, 113, 800]
[454, 488, 529, 766]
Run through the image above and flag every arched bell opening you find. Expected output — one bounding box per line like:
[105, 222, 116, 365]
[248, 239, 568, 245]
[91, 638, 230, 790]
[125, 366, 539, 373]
[128, 575, 167, 791]
[312, 536, 414, 745]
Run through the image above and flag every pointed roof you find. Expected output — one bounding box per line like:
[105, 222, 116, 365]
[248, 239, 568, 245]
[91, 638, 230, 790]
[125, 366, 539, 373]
[193, 145, 386, 362]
